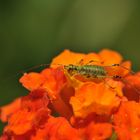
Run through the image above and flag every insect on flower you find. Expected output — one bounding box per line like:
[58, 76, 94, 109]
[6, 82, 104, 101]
[5, 56, 139, 99]
[19, 58, 136, 91]
[1, 50, 140, 140]
[52, 59, 140, 97]
[63, 59, 129, 83]
[21, 61, 123, 82]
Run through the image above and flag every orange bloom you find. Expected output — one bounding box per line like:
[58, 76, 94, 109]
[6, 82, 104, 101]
[70, 80, 123, 118]
[19, 72, 46, 91]
[1, 49, 140, 140]
[0, 98, 21, 122]
[31, 117, 81, 140]
[1, 89, 50, 138]
[113, 101, 140, 140]
[19, 68, 73, 119]
[98, 49, 123, 65]
[51, 49, 85, 66]
[85, 122, 112, 140]
[123, 72, 140, 101]
[5, 109, 37, 135]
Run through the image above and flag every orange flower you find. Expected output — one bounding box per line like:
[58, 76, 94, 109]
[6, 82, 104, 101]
[113, 101, 140, 140]
[123, 72, 140, 101]
[5, 109, 37, 135]
[19, 72, 46, 91]
[98, 49, 123, 65]
[31, 117, 81, 140]
[19, 68, 73, 119]
[1, 49, 140, 140]
[1, 89, 50, 138]
[21, 89, 49, 111]
[0, 98, 21, 122]
[85, 122, 112, 140]
[51, 49, 85, 66]
[70, 80, 123, 118]
[19, 68, 67, 98]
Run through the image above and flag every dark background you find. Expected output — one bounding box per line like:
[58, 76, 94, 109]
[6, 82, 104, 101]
[0, 0, 140, 132]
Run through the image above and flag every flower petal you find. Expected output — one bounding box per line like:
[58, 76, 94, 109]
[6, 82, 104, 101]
[70, 81, 122, 118]
[99, 49, 123, 65]
[19, 72, 46, 91]
[0, 98, 21, 122]
[41, 68, 67, 98]
[114, 101, 140, 140]
[51, 49, 85, 66]
[123, 72, 140, 101]
[31, 117, 80, 140]
[85, 122, 112, 140]
[4, 109, 36, 135]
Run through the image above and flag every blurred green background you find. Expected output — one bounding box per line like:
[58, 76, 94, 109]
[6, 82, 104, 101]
[0, 0, 140, 132]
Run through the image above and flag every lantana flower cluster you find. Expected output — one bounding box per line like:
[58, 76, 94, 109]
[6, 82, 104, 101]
[1, 49, 140, 140]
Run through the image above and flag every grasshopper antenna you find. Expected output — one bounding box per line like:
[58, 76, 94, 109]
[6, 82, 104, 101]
[19, 63, 50, 74]
[0, 63, 62, 87]
[8, 63, 62, 77]
[12, 63, 52, 77]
